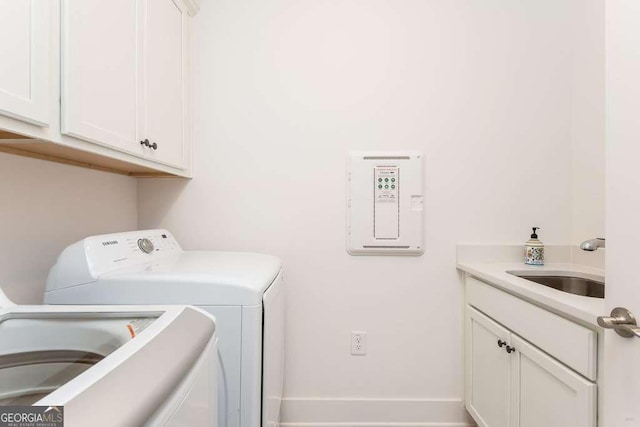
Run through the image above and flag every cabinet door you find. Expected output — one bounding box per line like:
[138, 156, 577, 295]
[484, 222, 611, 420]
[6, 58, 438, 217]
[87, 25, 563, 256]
[509, 335, 596, 427]
[0, 0, 50, 125]
[61, 0, 143, 154]
[140, 0, 188, 168]
[465, 307, 512, 427]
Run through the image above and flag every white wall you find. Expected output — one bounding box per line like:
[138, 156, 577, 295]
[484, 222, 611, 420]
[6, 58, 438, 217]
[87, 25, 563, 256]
[0, 153, 137, 304]
[138, 0, 603, 424]
[570, 1, 606, 245]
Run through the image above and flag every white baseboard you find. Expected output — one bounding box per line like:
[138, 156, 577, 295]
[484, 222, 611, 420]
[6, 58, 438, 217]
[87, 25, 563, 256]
[279, 398, 476, 427]
[280, 424, 473, 427]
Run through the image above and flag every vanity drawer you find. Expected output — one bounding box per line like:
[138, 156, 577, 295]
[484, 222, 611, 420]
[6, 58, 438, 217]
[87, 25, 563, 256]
[466, 276, 597, 380]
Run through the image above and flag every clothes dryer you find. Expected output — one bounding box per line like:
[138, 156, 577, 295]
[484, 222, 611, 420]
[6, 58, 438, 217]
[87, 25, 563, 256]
[45, 229, 284, 427]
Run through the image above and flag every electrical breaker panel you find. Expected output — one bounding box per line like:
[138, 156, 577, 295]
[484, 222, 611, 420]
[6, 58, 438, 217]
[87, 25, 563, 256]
[347, 151, 424, 256]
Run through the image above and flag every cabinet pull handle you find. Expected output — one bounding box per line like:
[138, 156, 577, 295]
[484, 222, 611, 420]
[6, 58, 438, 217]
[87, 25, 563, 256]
[497, 339, 507, 348]
[506, 345, 516, 354]
[139, 139, 157, 150]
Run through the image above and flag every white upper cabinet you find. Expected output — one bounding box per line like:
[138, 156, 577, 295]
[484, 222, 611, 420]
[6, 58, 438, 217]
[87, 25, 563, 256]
[61, 0, 141, 154]
[0, 0, 50, 125]
[55, 0, 196, 173]
[141, 0, 189, 168]
[0, 0, 197, 175]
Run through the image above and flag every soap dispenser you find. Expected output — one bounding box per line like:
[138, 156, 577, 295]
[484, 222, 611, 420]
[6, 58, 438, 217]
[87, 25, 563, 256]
[525, 227, 544, 266]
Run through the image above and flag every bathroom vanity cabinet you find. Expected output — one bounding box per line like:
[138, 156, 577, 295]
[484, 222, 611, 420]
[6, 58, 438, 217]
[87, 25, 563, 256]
[464, 276, 598, 427]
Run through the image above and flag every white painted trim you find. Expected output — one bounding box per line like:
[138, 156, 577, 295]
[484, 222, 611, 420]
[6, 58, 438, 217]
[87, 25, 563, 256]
[280, 398, 474, 427]
[182, 0, 200, 16]
[280, 424, 473, 427]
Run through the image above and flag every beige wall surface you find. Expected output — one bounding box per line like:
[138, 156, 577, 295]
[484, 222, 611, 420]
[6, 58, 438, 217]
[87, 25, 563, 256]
[0, 153, 137, 304]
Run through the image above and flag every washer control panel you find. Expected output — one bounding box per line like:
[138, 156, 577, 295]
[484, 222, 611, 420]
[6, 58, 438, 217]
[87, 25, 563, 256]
[86, 230, 182, 275]
[137, 238, 155, 254]
[47, 229, 184, 291]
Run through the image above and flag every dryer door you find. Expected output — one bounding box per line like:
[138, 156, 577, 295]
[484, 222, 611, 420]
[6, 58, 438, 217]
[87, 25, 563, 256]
[262, 272, 285, 427]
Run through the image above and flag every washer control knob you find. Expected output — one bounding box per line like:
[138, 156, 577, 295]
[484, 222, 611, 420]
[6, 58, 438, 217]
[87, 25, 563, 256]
[137, 238, 154, 254]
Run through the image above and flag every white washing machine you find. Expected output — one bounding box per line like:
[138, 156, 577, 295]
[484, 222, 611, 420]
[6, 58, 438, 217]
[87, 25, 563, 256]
[0, 287, 217, 426]
[44, 229, 285, 427]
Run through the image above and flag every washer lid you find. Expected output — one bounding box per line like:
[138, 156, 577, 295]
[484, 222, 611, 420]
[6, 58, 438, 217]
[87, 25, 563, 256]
[0, 304, 216, 425]
[0, 312, 157, 405]
[62, 251, 282, 306]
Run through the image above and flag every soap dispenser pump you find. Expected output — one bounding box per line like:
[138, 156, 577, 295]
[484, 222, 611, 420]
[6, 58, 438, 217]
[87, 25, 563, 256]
[525, 227, 544, 266]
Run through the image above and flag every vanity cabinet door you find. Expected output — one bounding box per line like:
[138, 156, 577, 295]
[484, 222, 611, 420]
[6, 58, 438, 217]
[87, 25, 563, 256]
[509, 334, 596, 427]
[0, 0, 50, 125]
[465, 307, 512, 427]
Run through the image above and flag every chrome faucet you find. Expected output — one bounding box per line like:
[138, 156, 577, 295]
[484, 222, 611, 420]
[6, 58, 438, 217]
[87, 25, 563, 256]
[580, 238, 605, 251]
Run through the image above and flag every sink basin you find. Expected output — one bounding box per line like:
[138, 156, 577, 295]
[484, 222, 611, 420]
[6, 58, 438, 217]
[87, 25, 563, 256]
[507, 272, 605, 298]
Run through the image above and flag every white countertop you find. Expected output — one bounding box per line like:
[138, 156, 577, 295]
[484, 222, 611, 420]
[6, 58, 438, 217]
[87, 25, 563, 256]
[457, 261, 605, 326]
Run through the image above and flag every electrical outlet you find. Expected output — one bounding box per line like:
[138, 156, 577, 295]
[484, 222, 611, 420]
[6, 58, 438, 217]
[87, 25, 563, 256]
[351, 331, 367, 355]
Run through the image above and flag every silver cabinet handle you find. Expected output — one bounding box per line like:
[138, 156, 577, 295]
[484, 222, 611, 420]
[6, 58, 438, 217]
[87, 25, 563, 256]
[597, 307, 640, 338]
